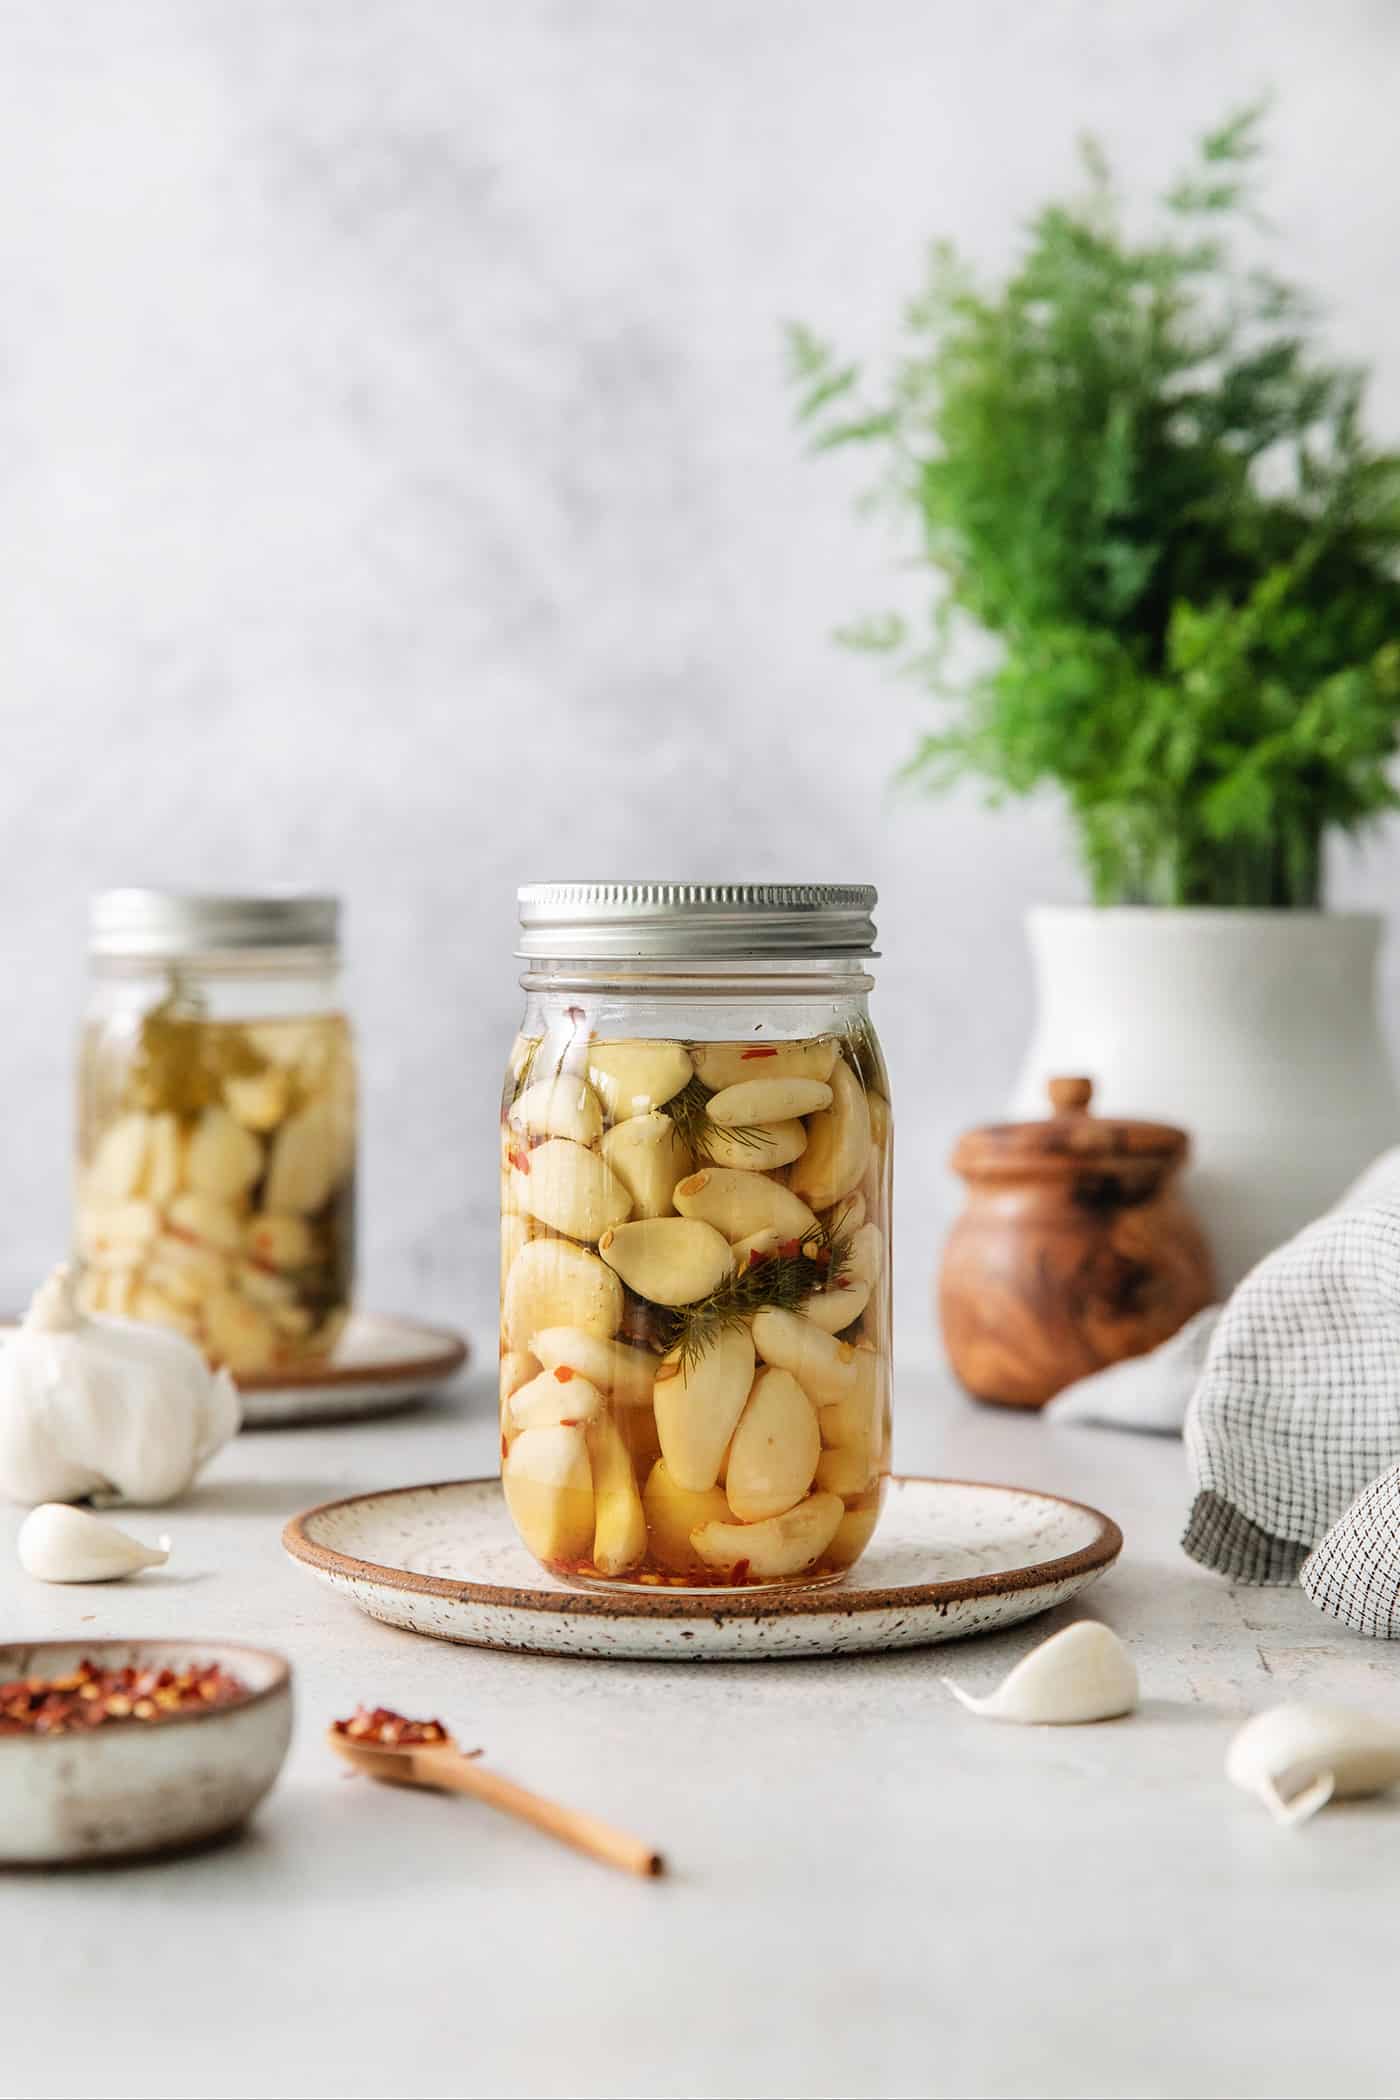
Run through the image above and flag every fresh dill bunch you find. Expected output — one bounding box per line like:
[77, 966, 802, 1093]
[659, 1217, 854, 1372]
[664, 1075, 768, 1166]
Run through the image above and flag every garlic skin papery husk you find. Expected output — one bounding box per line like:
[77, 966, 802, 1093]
[18, 1503, 171, 1583]
[1226, 1704, 1400, 1826]
[0, 1266, 241, 1506]
[942, 1621, 1139, 1725]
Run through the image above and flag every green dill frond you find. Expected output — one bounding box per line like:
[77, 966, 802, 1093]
[665, 1076, 768, 1166]
[659, 1217, 854, 1373]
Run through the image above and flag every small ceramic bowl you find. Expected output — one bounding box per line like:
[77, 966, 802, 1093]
[0, 1640, 293, 1866]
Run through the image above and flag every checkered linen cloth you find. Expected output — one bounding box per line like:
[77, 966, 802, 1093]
[1183, 1194, 1400, 1633]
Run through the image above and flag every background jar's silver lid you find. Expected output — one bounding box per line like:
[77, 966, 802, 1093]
[90, 890, 341, 959]
[516, 882, 878, 960]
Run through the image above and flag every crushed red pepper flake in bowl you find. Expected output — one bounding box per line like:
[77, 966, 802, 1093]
[0, 1659, 250, 1736]
[333, 1705, 450, 1748]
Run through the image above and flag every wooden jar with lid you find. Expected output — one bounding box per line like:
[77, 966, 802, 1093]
[939, 1077, 1216, 1410]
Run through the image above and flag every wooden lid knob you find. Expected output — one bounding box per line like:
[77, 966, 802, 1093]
[1047, 1076, 1093, 1115]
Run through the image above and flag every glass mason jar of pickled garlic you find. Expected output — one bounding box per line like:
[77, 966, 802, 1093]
[500, 882, 892, 1591]
[76, 891, 356, 1375]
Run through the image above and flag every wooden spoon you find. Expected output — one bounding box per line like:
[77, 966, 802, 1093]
[327, 1726, 664, 1879]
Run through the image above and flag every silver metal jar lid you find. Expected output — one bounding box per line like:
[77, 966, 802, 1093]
[516, 882, 878, 961]
[90, 890, 341, 959]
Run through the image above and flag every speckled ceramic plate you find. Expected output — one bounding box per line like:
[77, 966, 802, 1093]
[235, 1314, 469, 1426]
[282, 1476, 1122, 1660]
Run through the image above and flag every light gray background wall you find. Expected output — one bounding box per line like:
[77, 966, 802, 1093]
[3, 0, 1399, 1353]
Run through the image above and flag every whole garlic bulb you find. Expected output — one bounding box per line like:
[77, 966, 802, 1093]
[0, 1266, 241, 1506]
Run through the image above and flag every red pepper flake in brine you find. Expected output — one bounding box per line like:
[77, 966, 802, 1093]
[507, 1146, 531, 1175]
[741, 1046, 779, 1059]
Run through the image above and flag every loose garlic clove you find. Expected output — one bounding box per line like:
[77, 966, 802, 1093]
[600, 1111, 692, 1219]
[691, 1039, 839, 1090]
[725, 1367, 820, 1521]
[508, 1366, 606, 1431]
[704, 1077, 833, 1127]
[186, 1107, 265, 1203]
[529, 1327, 656, 1408]
[673, 1167, 818, 1245]
[597, 1218, 733, 1307]
[503, 1239, 623, 1348]
[653, 1326, 755, 1492]
[642, 1461, 732, 1574]
[691, 1490, 844, 1579]
[752, 1306, 862, 1406]
[509, 1076, 604, 1147]
[510, 1137, 632, 1242]
[588, 1417, 648, 1576]
[703, 1119, 808, 1171]
[943, 1621, 1138, 1726]
[503, 1425, 594, 1564]
[789, 1058, 872, 1210]
[18, 1504, 171, 1584]
[586, 1040, 693, 1120]
[1225, 1704, 1400, 1826]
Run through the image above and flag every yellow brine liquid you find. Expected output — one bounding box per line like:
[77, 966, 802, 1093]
[76, 997, 356, 1374]
[499, 1023, 891, 1590]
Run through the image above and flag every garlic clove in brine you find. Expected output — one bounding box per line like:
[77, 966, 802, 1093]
[1226, 1703, 1400, 1826]
[18, 1503, 171, 1583]
[942, 1620, 1138, 1725]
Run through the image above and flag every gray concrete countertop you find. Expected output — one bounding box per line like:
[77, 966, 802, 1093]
[3, 1354, 1393, 2100]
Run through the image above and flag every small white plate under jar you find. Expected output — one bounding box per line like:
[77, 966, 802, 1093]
[283, 1475, 1122, 1661]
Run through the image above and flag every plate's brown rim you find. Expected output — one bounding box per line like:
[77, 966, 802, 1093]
[2, 1314, 470, 1396]
[234, 1320, 468, 1394]
[0, 1639, 292, 1743]
[281, 1476, 1124, 1623]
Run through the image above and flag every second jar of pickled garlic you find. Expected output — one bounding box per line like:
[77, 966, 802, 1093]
[500, 882, 892, 1591]
[76, 890, 357, 1375]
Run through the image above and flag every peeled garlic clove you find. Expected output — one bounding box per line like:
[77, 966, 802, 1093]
[244, 1211, 316, 1270]
[703, 1119, 808, 1171]
[18, 1504, 170, 1584]
[508, 1366, 606, 1431]
[503, 1424, 594, 1564]
[85, 1113, 153, 1201]
[653, 1326, 755, 1491]
[642, 1461, 731, 1574]
[673, 1167, 818, 1245]
[169, 1191, 245, 1255]
[598, 1218, 733, 1307]
[815, 1442, 875, 1497]
[1226, 1704, 1400, 1825]
[509, 1076, 604, 1146]
[588, 1416, 648, 1576]
[499, 1348, 539, 1407]
[510, 1137, 632, 1242]
[586, 1040, 693, 1120]
[691, 1040, 839, 1090]
[77, 1198, 160, 1265]
[801, 1281, 870, 1335]
[789, 1058, 872, 1210]
[846, 1223, 883, 1290]
[691, 1490, 844, 1579]
[147, 1233, 228, 1303]
[503, 1239, 623, 1347]
[725, 1366, 820, 1521]
[202, 1289, 278, 1373]
[830, 1502, 880, 1566]
[730, 1227, 781, 1271]
[705, 1077, 833, 1127]
[943, 1621, 1138, 1726]
[600, 1112, 692, 1219]
[224, 1066, 292, 1132]
[186, 1107, 265, 1202]
[500, 1212, 532, 1293]
[751, 1307, 862, 1406]
[529, 1327, 656, 1408]
[825, 1192, 866, 1237]
[145, 1113, 185, 1204]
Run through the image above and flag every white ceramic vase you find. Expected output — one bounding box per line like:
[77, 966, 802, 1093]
[1011, 907, 1400, 1291]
